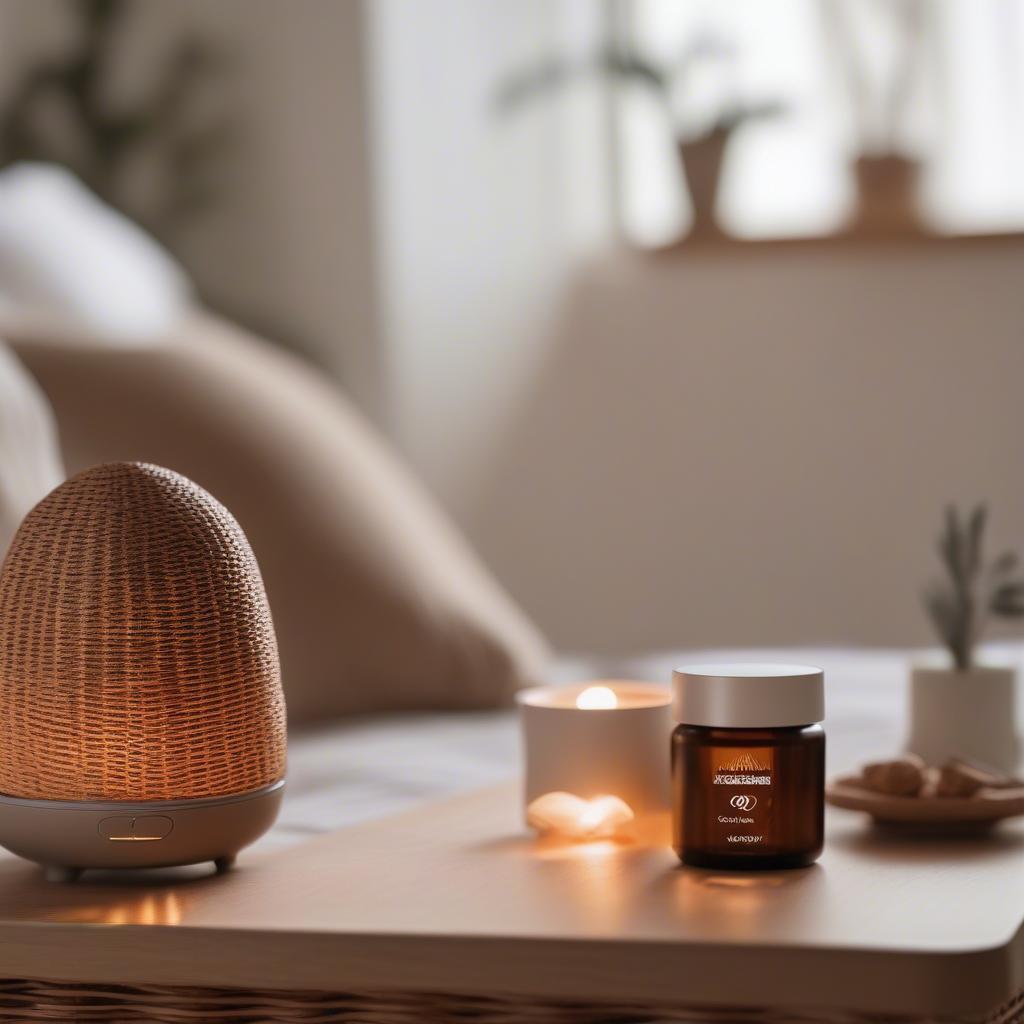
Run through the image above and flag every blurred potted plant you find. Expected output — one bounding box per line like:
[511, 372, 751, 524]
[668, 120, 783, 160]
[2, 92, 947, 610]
[910, 506, 1024, 772]
[494, 39, 782, 240]
[0, 0, 234, 245]
[823, 0, 928, 236]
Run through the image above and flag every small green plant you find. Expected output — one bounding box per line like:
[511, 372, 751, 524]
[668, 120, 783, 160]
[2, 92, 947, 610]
[923, 505, 1024, 670]
[493, 38, 782, 142]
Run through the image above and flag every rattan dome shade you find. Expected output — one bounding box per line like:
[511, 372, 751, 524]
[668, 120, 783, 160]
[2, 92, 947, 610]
[0, 463, 286, 802]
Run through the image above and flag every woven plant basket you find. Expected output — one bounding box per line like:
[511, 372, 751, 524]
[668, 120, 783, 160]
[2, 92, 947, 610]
[0, 462, 286, 803]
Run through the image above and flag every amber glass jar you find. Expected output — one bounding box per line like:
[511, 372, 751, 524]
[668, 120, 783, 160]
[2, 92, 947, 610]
[671, 664, 825, 870]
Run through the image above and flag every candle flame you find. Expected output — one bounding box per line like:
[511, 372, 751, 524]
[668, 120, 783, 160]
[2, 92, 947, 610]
[576, 685, 618, 710]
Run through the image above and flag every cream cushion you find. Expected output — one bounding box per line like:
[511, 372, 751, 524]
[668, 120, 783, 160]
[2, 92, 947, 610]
[11, 314, 549, 724]
[0, 164, 191, 340]
[0, 344, 64, 555]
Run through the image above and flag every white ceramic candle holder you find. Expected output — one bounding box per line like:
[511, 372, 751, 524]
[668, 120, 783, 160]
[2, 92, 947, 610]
[517, 681, 672, 834]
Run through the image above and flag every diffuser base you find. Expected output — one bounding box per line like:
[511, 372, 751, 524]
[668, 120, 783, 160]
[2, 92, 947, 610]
[0, 781, 284, 879]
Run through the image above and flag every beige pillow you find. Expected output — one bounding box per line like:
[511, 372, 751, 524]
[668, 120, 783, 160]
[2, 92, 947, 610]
[10, 314, 548, 724]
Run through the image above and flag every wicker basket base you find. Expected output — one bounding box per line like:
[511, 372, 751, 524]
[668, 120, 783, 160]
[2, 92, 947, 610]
[0, 782, 284, 877]
[0, 979, 1018, 1024]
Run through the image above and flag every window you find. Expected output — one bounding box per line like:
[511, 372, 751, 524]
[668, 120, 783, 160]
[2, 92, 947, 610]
[613, 0, 1024, 246]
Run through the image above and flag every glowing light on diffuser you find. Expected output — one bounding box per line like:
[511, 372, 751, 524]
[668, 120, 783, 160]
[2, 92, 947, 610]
[576, 685, 618, 710]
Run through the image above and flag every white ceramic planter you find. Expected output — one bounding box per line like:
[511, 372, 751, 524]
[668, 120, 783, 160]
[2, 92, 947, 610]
[907, 665, 1020, 774]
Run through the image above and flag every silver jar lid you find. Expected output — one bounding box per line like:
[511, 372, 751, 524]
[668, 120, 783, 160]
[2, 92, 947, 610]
[672, 663, 824, 728]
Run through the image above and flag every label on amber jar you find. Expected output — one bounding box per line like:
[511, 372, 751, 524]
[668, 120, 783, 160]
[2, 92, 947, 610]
[711, 748, 773, 845]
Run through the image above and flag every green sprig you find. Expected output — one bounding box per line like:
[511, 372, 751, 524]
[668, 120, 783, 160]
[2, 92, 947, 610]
[923, 504, 1024, 670]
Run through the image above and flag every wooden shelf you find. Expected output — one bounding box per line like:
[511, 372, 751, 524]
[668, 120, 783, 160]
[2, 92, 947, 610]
[652, 228, 1024, 259]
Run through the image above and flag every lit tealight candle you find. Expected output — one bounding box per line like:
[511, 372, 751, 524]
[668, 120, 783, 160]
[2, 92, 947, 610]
[517, 681, 672, 836]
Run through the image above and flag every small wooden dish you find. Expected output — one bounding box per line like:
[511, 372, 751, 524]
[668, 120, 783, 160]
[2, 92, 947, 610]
[826, 775, 1024, 835]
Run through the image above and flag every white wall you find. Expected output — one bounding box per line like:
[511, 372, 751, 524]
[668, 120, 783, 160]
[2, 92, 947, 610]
[365, 0, 610, 503]
[456, 240, 1024, 653]
[171, 0, 383, 412]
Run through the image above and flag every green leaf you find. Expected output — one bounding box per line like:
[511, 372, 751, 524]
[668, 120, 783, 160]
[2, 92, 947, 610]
[992, 551, 1019, 576]
[966, 504, 987, 579]
[923, 585, 958, 650]
[992, 582, 1024, 617]
[939, 506, 965, 589]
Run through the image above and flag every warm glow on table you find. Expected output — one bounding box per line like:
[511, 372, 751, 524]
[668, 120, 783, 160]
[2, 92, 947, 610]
[526, 791, 635, 840]
[45, 891, 185, 927]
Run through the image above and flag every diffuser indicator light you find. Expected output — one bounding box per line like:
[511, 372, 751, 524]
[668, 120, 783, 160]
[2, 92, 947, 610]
[98, 815, 173, 841]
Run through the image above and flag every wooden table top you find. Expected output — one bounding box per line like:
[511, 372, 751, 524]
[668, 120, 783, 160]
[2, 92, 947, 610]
[0, 782, 1020, 1020]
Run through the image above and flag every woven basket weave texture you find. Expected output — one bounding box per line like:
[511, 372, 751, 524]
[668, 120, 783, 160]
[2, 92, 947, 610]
[0, 978, 1018, 1024]
[0, 462, 286, 801]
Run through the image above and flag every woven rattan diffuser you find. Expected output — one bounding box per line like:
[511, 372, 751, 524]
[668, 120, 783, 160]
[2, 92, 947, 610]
[0, 462, 286, 880]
